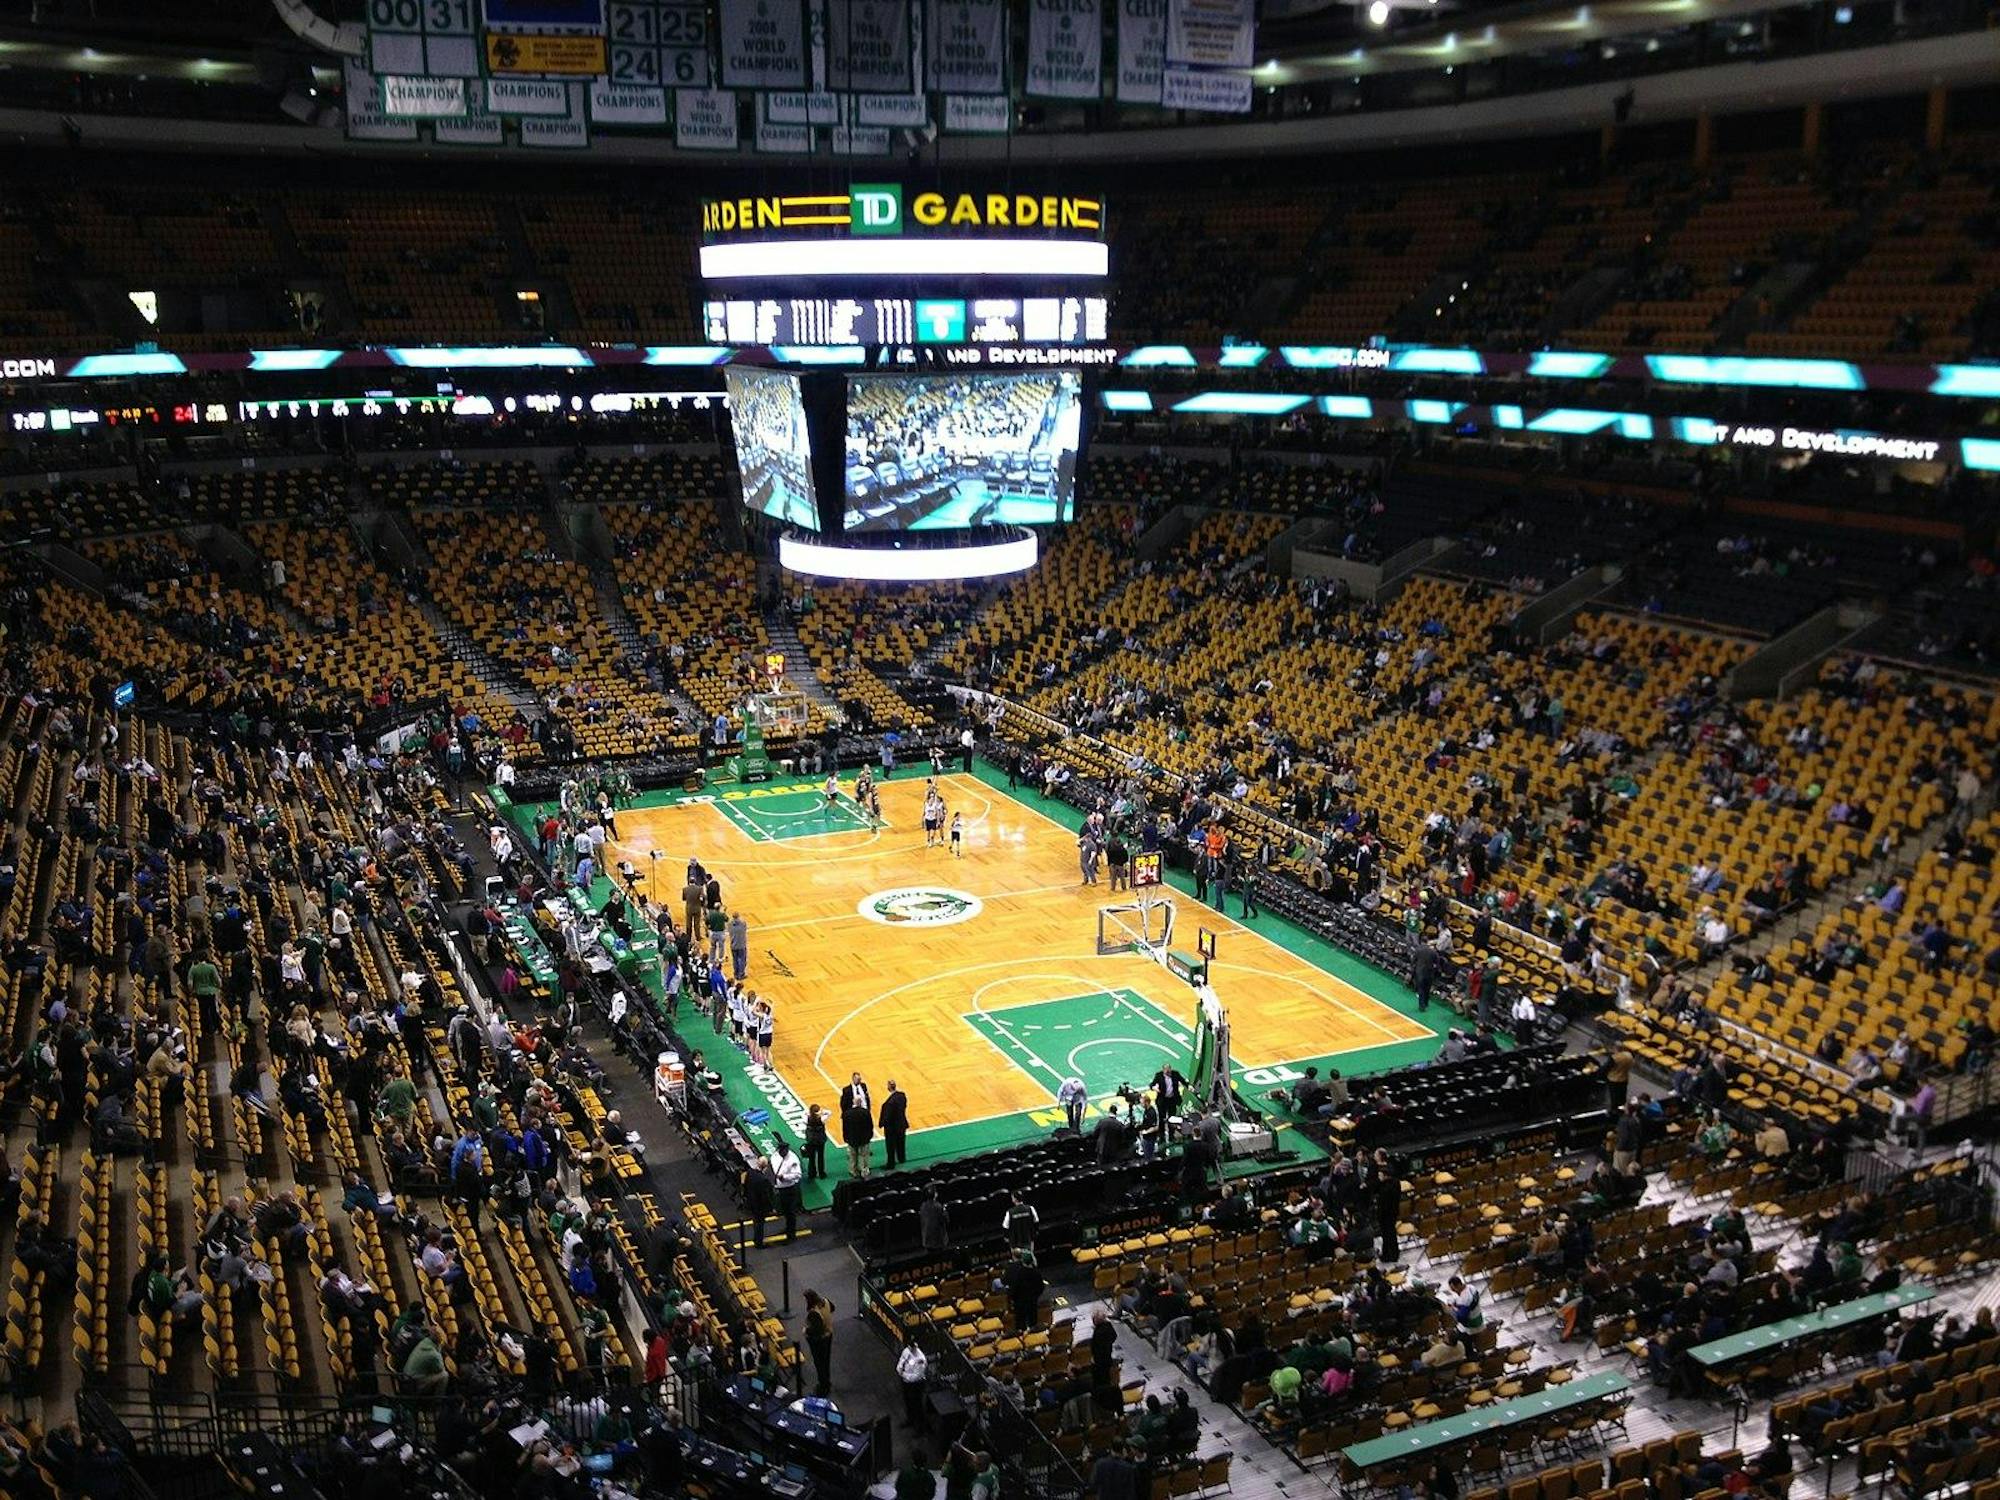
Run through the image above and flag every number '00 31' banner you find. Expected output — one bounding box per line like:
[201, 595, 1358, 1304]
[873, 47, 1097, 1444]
[928, 0, 1005, 94]
[1026, 0, 1102, 100]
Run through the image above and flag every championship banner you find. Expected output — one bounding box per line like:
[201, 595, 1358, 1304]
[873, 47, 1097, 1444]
[675, 86, 741, 149]
[433, 92, 505, 143]
[719, 0, 810, 88]
[855, 93, 928, 126]
[1116, 0, 1165, 103]
[343, 59, 421, 141]
[588, 78, 669, 123]
[488, 77, 576, 113]
[1165, 0, 1253, 69]
[825, 0, 916, 93]
[943, 93, 1010, 133]
[1026, 0, 1102, 100]
[927, 0, 1005, 94]
[1160, 64, 1250, 111]
[830, 117, 892, 155]
[382, 74, 468, 117]
[483, 31, 610, 76]
[765, 91, 840, 123]
[521, 82, 591, 145]
[754, 97, 815, 152]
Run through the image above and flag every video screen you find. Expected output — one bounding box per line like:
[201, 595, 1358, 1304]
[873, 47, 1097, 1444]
[842, 373, 1081, 531]
[725, 367, 819, 532]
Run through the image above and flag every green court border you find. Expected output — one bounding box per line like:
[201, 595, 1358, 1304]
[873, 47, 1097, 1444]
[498, 762, 1455, 1207]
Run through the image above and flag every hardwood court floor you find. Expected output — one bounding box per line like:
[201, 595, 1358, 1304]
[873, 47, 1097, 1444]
[606, 768, 1433, 1147]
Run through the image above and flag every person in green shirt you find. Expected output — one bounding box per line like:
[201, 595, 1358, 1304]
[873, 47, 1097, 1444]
[704, 905, 726, 966]
[401, 1333, 448, 1396]
[893, 1452, 935, 1500]
[187, 957, 221, 1022]
[375, 1071, 417, 1130]
[1252, 1364, 1302, 1426]
[577, 1300, 611, 1373]
[471, 1084, 501, 1132]
[1832, 1242, 1864, 1284]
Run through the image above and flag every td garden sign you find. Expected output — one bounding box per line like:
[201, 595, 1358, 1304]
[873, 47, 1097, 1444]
[701, 185, 1104, 239]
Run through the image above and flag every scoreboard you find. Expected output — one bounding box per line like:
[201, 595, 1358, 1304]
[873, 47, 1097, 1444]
[704, 295, 1109, 348]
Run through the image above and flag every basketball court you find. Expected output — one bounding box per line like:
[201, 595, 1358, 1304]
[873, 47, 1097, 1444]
[508, 764, 1442, 1205]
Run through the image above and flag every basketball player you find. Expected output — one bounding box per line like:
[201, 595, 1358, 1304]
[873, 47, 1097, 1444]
[822, 770, 841, 822]
[923, 786, 943, 847]
[949, 810, 964, 858]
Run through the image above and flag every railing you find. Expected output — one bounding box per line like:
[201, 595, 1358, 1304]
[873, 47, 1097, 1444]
[861, 1267, 1088, 1500]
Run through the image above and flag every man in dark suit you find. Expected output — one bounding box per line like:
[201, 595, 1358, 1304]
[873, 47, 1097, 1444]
[840, 1073, 873, 1179]
[1410, 940, 1436, 1012]
[878, 1079, 910, 1168]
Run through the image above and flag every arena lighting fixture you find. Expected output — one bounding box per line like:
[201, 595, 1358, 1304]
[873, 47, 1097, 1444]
[770, 346, 868, 365]
[1390, 347, 1484, 374]
[65, 353, 185, 378]
[1368, 1, 1390, 24]
[1406, 399, 1466, 423]
[641, 346, 733, 366]
[1217, 345, 1269, 368]
[1646, 355, 1864, 390]
[248, 350, 343, 372]
[1101, 390, 1155, 411]
[700, 239, 1108, 280]
[385, 346, 591, 369]
[1172, 393, 1311, 414]
[1319, 395, 1374, 417]
[1931, 366, 2000, 399]
[1527, 351, 1615, 379]
[778, 530, 1039, 582]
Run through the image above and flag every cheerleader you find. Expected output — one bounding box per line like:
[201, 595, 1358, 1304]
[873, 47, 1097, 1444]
[752, 996, 774, 1068]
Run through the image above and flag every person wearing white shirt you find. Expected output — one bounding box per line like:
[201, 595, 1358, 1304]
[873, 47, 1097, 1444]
[895, 1338, 930, 1427]
[1510, 993, 1540, 1036]
[769, 1139, 803, 1241]
[1057, 1075, 1088, 1133]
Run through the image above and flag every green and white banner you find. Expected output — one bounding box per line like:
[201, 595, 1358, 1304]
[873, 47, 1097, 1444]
[1026, 0, 1102, 100]
[926, 0, 1005, 94]
[675, 86, 741, 149]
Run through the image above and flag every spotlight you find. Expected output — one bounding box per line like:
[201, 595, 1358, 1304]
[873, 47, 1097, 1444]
[1368, 1, 1390, 25]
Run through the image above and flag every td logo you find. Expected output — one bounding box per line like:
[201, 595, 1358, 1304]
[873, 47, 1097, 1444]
[850, 183, 903, 235]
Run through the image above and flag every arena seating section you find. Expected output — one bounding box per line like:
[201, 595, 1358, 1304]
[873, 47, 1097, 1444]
[0, 135, 1988, 353]
[0, 127, 1998, 1496]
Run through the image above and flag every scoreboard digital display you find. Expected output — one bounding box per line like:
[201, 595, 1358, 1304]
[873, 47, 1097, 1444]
[704, 296, 1109, 349]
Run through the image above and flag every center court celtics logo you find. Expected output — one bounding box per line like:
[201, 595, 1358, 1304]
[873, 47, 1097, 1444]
[859, 887, 983, 927]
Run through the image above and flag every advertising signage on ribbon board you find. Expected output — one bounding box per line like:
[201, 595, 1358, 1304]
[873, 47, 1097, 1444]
[700, 186, 1104, 239]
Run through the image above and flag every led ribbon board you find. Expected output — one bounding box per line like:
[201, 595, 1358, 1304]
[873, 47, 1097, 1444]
[777, 529, 1039, 582]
